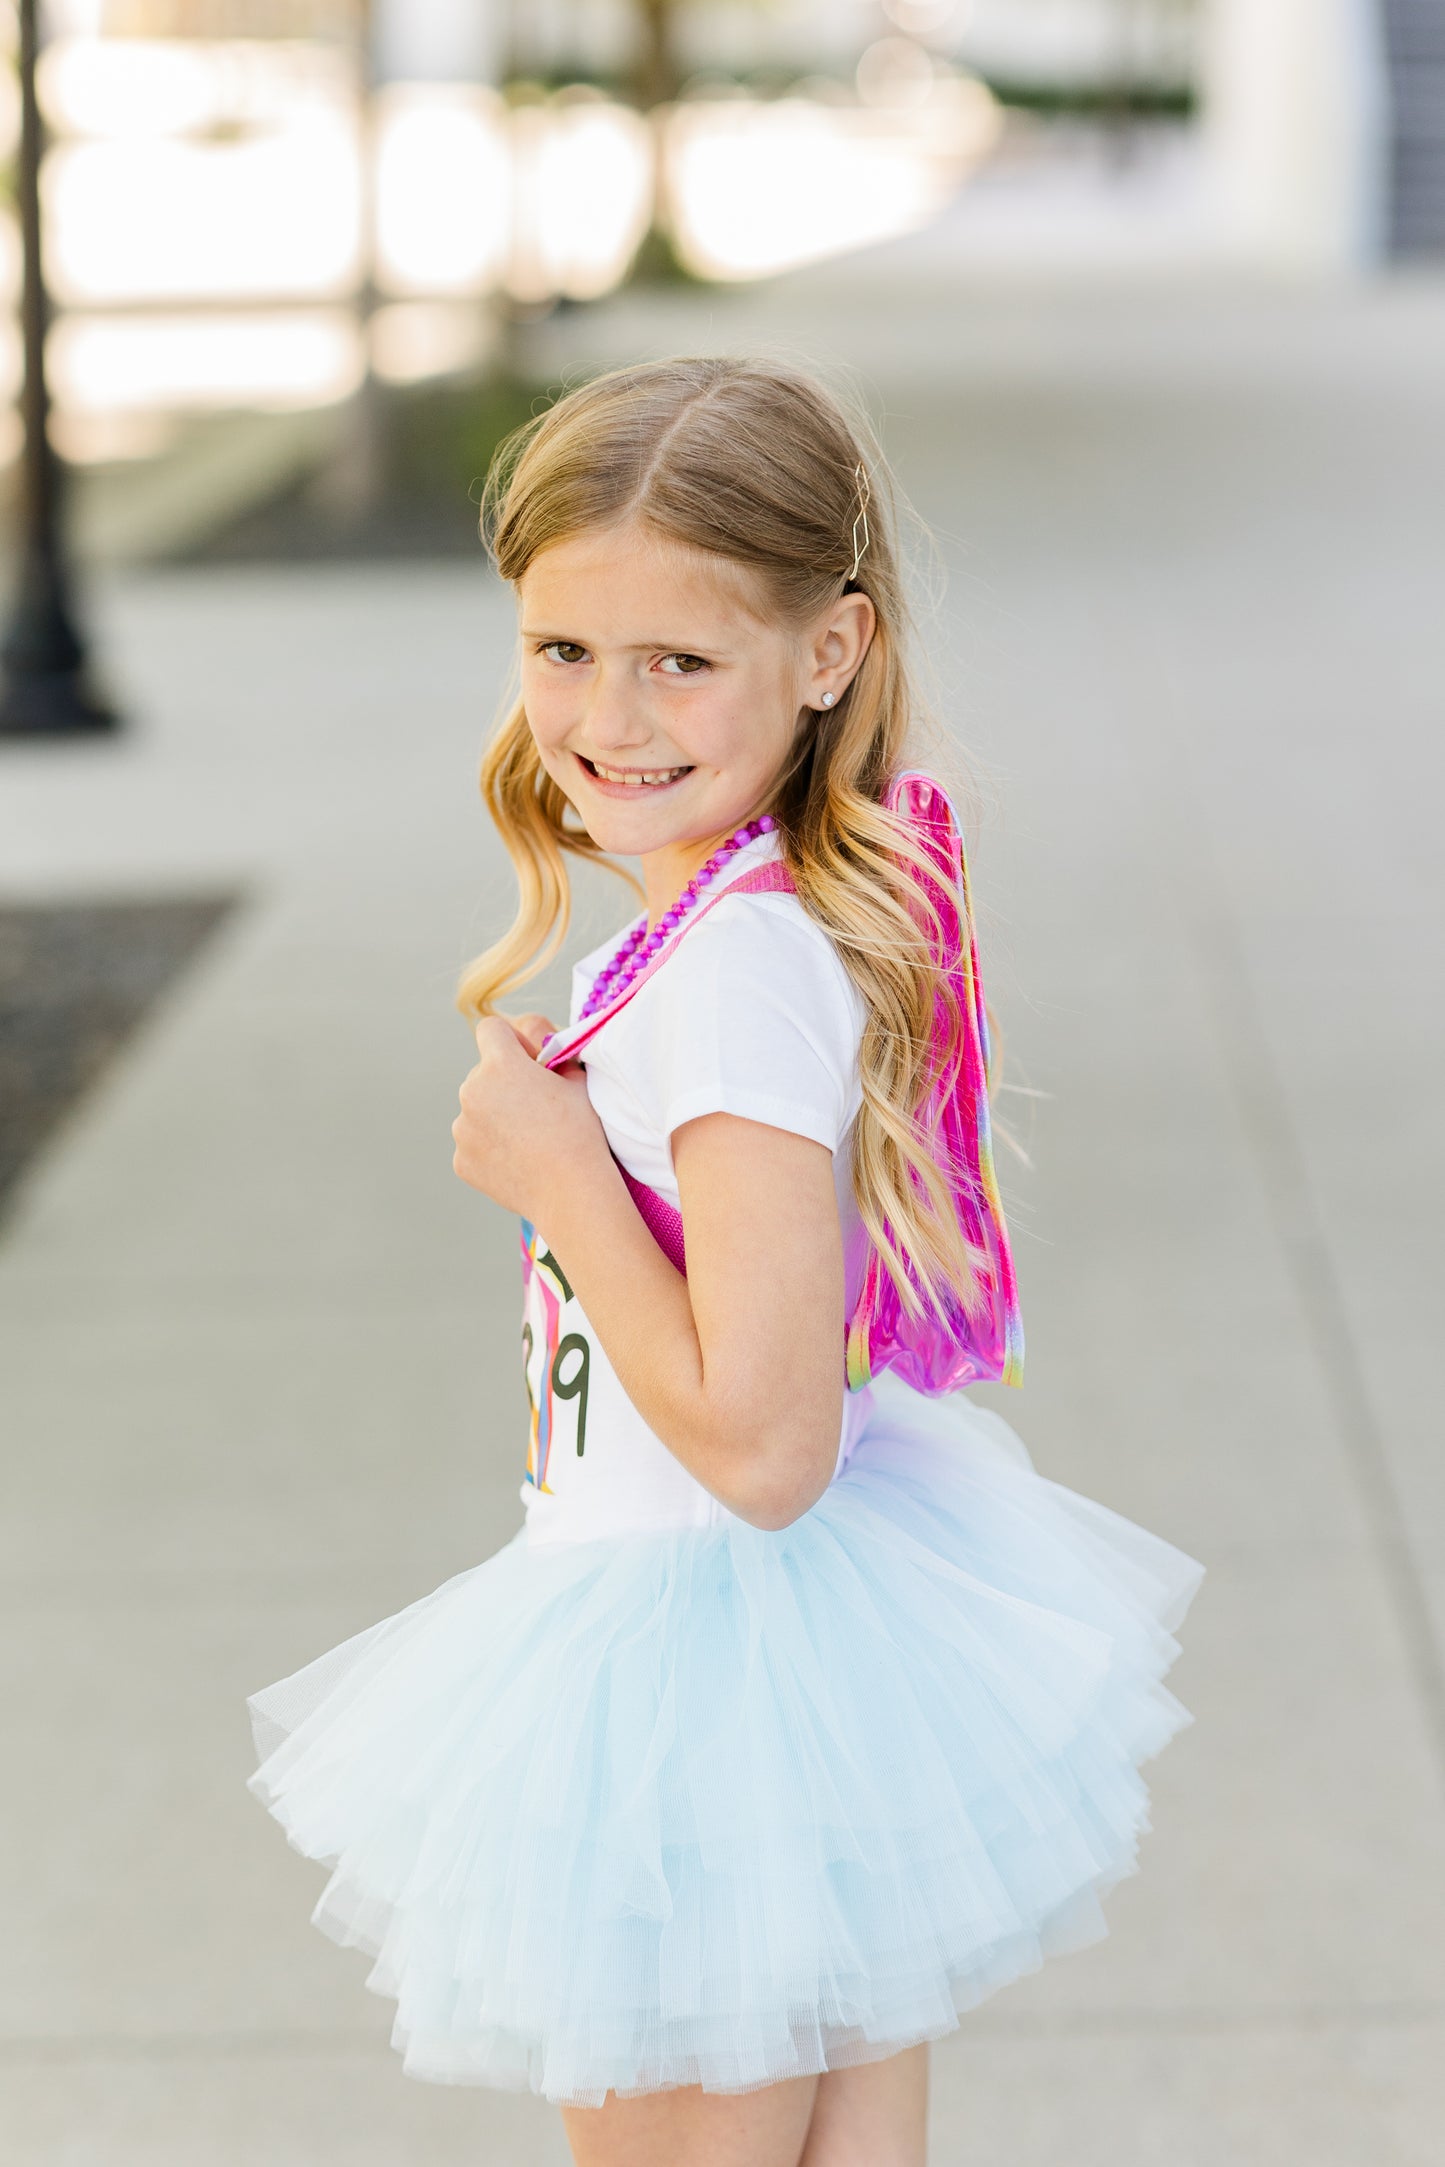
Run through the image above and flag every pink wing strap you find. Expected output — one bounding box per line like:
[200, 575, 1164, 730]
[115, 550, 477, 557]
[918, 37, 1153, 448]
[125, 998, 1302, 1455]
[540, 792, 1024, 1395]
[538, 860, 790, 1288]
[615, 1161, 688, 1274]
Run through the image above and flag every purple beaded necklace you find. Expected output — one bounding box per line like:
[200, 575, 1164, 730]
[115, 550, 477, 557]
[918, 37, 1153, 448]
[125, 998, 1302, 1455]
[577, 813, 777, 1021]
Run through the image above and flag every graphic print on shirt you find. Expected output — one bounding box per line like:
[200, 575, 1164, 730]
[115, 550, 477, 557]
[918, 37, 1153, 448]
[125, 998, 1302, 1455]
[519, 1219, 590, 1491]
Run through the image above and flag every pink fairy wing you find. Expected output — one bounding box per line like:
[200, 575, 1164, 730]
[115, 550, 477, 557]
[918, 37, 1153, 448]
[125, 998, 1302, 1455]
[841, 770, 1024, 1393]
[538, 801, 1023, 1394]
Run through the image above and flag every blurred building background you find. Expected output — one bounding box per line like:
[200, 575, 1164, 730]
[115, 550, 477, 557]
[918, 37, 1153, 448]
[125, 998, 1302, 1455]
[0, 0, 1429, 556]
[1, 4, 1444, 2164]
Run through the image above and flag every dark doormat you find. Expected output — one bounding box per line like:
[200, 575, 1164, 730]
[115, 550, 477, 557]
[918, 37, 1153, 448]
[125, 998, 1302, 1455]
[0, 895, 237, 1215]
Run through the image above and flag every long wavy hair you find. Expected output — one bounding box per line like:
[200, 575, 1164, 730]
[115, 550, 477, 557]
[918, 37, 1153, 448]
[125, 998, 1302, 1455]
[458, 355, 995, 1325]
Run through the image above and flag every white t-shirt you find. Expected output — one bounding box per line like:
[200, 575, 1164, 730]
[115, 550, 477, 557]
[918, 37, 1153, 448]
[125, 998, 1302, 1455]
[519, 829, 873, 1546]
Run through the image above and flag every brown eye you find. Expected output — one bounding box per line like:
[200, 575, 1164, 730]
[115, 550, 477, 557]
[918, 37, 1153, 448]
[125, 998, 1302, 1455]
[542, 642, 589, 665]
[657, 653, 710, 676]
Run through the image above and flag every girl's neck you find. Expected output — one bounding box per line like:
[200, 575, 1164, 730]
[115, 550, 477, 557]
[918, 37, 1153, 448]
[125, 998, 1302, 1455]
[640, 825, 772, 932]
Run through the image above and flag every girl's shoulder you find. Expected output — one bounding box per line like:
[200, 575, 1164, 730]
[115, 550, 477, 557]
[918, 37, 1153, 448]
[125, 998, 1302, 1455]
[679, 879, 859, 998]
[624, 883, 864, 1041]
[577, 880, 866, 1155]
[572, 858, 863, 1036]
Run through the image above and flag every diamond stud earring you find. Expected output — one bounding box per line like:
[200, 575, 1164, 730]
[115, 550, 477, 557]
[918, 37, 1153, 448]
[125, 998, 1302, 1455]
[820, 691, 837, 708]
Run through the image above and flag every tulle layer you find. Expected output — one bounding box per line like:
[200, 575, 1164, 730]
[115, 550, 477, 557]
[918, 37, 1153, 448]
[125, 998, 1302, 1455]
[246, 1378, 1203, 2106]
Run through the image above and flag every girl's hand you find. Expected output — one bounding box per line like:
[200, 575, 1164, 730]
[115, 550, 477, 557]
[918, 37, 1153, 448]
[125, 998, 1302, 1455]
[498, 1011, 556, 1060]
[451, 1015, 606, 1223]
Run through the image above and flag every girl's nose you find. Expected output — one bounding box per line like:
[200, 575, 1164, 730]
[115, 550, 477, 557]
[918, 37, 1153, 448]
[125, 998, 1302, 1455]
[582, 670, 652, 754]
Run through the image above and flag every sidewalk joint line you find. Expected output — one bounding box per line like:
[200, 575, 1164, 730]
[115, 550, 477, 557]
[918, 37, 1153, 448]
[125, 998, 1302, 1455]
[1196, 908, 1445, 1795]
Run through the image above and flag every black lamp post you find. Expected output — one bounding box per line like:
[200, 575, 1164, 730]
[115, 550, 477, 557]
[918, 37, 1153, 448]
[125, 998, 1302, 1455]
[0, 0, 114, 735]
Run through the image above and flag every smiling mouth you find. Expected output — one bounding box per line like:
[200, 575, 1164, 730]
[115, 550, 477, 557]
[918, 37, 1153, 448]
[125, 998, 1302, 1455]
[578, 756, 694, 789]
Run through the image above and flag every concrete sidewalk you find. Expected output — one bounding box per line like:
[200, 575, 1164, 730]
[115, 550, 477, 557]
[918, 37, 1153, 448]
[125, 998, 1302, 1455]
[1, 270, 1443, 2164]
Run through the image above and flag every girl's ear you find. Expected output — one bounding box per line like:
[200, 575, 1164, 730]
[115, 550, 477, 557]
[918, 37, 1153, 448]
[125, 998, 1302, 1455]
[806, 590, 876, 710]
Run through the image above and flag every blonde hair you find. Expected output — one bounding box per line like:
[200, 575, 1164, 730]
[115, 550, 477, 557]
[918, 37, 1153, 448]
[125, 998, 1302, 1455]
[459, 355, 992, 1326]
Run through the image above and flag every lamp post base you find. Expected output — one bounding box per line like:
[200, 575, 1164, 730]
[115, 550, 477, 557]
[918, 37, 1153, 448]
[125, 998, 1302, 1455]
[0, 542, 118, 736]
[0, 666, 116, 736]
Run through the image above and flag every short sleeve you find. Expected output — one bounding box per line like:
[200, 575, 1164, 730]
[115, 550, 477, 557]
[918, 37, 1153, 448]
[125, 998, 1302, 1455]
[618, 897, 865, 1153]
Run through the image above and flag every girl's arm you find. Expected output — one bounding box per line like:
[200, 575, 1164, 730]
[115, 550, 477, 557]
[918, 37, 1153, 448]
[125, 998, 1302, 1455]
[453, 1018, 845, 1531]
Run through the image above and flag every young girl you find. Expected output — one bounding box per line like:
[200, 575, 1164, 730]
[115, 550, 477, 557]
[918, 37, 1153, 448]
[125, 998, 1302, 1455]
[246, 357, 1204, 2167]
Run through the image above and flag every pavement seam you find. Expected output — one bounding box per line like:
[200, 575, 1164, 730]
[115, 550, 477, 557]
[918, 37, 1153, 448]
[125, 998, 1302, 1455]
[1195, 908, 1445, 1795]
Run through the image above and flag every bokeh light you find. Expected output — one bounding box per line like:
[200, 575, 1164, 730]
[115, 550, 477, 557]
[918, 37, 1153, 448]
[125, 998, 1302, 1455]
[664, 80, 1000, 283]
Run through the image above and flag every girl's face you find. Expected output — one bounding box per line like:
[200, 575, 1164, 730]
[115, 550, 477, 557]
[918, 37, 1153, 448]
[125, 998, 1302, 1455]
[517, 520, 869, 888]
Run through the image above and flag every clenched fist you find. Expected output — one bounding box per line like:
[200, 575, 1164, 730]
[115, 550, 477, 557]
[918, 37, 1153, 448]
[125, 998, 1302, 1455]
[451, 1013, 607, 1222]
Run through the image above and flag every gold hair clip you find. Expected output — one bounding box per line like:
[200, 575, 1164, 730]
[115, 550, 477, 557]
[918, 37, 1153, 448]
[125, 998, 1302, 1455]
[848, 462, 872, 583]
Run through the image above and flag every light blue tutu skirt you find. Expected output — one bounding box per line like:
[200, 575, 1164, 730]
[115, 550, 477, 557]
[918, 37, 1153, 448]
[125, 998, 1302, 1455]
[245, 1376, 1203, 2107]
